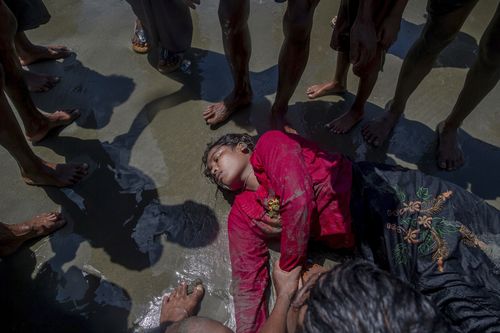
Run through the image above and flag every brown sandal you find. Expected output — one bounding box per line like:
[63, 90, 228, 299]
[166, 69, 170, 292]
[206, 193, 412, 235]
[131, 20, 149, 54]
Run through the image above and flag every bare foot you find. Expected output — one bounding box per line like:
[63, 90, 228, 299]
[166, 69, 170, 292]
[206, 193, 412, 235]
[22, 160, 89, 187]
[22, 69, 60, 93]
[436, 121, 464, 171]
[160, 282, 205, 328]
[326, 107, 363, 134]
[306, 81, 346, 99]
[19, 45, 72, 66]
[27, 109, 80, 143]
[0, 212, 66, 256]
[203, 90, 252, 126]
[362, 102, 401, 147]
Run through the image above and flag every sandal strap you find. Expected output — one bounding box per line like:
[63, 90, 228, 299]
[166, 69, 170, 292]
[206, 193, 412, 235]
[134, 27, 147, 44]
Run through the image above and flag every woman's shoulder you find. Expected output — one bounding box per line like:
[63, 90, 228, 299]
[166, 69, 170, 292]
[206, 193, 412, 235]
[255, 130, 306, 153]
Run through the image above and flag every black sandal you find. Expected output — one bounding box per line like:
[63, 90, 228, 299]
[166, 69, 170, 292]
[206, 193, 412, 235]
[157, 48, 183, 74]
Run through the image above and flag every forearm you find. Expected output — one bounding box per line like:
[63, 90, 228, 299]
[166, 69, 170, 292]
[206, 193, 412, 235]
[259, 295, 291, 333]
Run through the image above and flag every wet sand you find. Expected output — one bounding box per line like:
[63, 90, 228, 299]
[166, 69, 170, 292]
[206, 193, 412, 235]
[0, 0, 499, 332]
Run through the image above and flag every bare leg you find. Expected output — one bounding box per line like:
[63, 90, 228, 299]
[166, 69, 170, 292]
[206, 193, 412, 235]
[15, 31, 71, 66]
[0, 36, 79, 142]
[327, 56, 380, 134]
[362, 1, 478, 146]
[22, 69, 61, 93]
[0, 212, 66, 256]
[203, 0, 252, 126]
[271, 0, 320, 130]
[0, 65, 88, 187]
[437, 3, 500, 170]
[306, 51, 349, 99]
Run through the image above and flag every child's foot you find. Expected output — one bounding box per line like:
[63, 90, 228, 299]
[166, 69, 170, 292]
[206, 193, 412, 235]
[306, 81, 346, 99]
[22, 69, 60, 93]
[22, 160, 88, 187]
[26, 109, 80, 143]
[203, 89, 252, 126]
[436, 121, 464, 171]
[0, 212, 66, 256]
[160, 282, 205, 327]
[18, 45, 71, 66]
[326, 107, 363, 134]
[362, 101, 401, 147]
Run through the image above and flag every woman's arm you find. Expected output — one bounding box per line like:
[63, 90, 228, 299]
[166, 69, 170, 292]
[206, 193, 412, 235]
[259, 263, 302, 333]
[229, 206, 270, 333]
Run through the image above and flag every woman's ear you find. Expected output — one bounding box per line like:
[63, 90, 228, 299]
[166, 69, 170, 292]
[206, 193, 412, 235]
[237, 142, 250, 153]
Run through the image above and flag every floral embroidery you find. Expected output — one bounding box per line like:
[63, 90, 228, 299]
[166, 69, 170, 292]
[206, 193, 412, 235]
[265, 197, 281, 220]
[386, 188, 488, 273]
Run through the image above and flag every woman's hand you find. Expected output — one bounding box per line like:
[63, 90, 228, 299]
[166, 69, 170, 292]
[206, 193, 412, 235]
[272, 262, 302, 301]
[378, 15, 401, 50]
[349, 18, 378, 69]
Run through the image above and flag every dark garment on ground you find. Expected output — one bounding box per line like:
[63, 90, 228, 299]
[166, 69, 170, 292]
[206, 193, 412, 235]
[427, 0, 477, 16]
[350, 162, 500, 333]
[330, 0, 394, 76]
[126, 0, 192, 53]
[4, 0, 50, 32]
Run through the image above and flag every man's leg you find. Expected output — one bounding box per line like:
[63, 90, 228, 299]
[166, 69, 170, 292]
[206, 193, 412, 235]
[362, 0, 478, 147]
[306, 51, 349, 99]
[327, 55, 381, 134]
[0, 32, 79, 143]
[271, 0, 320, 130]
[15, 31, 71, 66]
[0, 212, 66, 256]
[0, 64, 87, 187]
[437, 2, 500, 170]
[203, 0, 252, 126]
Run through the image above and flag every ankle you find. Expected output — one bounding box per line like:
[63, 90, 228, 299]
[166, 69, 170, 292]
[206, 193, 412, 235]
[440, 120, 460, 133]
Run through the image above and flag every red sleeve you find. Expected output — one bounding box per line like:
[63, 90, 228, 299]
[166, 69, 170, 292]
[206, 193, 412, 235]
[228, 204, 270, 333]
[253, 131, 315, 272]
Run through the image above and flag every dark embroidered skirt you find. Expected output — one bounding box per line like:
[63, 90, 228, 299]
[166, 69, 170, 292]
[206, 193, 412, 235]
[350, 162, 500, 333]
[126, 0, 192, 53]
[4, 0, 51, 32]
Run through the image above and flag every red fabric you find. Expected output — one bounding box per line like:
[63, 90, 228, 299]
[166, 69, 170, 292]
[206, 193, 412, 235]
[228, 131, 354, 333]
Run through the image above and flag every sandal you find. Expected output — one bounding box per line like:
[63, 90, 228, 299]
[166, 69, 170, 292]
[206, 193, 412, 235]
[157, 48, 183, 74]
[131, 20, 149, 54]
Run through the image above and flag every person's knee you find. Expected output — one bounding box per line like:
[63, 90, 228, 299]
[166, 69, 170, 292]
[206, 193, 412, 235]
[479, 33, 500, 68]
[166, 317, 232, 333]
[218, 2, 249, 34]
[283, 12, 312, 44]
[420, 18, 460, 55]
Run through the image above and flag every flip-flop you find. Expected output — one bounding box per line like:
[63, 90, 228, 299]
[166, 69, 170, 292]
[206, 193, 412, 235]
[132, 23, 149, 54]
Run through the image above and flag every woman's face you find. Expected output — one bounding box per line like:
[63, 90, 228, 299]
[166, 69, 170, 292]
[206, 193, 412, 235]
[206, 144, 250, 191]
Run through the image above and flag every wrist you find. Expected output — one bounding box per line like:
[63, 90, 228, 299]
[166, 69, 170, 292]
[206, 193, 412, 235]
[276, 292, 294, 304]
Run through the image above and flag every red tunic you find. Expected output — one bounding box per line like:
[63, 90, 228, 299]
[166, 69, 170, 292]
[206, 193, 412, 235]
[228, 131, 354, 333]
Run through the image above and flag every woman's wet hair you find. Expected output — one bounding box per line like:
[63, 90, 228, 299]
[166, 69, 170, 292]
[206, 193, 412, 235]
[302, 260, 454, 333]
[202, 133, 255, 185]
